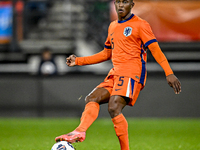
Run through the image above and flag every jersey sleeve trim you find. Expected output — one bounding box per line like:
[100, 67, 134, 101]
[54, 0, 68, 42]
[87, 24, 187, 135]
[104, 45, 112, 49]
[144, 39, 157, 48]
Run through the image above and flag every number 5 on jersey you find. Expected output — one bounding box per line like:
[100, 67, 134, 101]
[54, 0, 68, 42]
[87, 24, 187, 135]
[111, 38, 114, 49]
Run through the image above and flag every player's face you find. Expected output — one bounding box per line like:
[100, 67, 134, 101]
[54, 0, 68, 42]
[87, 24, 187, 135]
[114, 0, 134, 21]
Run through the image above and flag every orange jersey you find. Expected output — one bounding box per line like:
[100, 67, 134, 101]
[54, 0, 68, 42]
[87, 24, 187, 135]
[104, 14, 157, 85]
[76, 14, 173, 86]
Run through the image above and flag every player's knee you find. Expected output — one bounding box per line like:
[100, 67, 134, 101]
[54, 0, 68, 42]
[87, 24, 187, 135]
[108, 105, 120, 118]
[85, 94, 99, 104]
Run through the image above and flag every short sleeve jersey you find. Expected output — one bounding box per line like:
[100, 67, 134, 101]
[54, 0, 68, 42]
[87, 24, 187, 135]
[104, 14, 157, 86]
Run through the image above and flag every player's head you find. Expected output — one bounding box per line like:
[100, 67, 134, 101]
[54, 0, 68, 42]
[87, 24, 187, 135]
[114, 0, 134, 21]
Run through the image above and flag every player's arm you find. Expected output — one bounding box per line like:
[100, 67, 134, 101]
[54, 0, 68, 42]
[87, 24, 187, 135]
[148, 42, 181, 94]
[76, 48, 112, 66]
[66, 48, 112, 67]
[67, 23, 113, 67]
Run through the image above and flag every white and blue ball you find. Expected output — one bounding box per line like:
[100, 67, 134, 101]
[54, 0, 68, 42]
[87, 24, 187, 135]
[51, 141, 75, 150]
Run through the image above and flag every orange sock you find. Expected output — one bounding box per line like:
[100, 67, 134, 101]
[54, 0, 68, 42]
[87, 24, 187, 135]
[76, 102, 100, 132]
[112, 114, 129, 150]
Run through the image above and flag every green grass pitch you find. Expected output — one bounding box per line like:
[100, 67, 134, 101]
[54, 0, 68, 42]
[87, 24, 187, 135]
[0, 118, 199, 150]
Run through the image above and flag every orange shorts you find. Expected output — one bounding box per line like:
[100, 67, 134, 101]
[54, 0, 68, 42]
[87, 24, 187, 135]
[97, 75, 142, 106]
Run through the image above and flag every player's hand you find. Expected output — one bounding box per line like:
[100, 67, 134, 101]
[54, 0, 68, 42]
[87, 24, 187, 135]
[66, 54, 77, 67]
[166, 74, 181, 94]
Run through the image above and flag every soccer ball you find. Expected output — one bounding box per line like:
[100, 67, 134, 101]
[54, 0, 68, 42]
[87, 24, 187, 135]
[51, 141, 75, 150]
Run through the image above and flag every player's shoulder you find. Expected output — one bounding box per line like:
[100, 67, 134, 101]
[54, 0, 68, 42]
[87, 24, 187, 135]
[109, 20, 118, 27]
[107, 20, 118, 32]
[131, 15, 151, 30]
[132, 15, 149, 25]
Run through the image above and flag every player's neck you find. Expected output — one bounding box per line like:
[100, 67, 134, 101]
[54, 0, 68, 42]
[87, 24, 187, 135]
[118, 13, 132, 21]
[118, 13, 134, 23]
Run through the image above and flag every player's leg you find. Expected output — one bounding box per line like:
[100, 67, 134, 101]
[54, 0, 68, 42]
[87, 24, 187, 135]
[109, 76, 142, 150]
[109, 95, 130, 150]
[75, 87, 110, 132]
[55, 87, 110, 143]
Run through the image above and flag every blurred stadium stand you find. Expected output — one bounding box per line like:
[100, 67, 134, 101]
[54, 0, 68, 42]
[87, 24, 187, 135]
[0, 0, 200, 117]
[0, 0, 199, 74]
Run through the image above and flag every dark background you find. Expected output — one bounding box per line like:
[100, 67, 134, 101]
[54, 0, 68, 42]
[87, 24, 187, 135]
[0, 72, 199, 118]
[0, 0, 199, 118]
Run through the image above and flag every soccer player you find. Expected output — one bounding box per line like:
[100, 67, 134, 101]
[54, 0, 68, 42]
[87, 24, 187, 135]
[55, 0, 181, 149]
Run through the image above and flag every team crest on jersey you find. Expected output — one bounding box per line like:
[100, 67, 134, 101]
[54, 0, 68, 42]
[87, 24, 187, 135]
[123, 27, 132, 37]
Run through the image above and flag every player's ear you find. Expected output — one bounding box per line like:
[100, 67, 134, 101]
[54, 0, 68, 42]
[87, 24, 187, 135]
[131, 2, 135, 8]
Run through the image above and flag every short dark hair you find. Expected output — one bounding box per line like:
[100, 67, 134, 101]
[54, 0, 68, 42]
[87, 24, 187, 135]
[41, 46, 51, 53]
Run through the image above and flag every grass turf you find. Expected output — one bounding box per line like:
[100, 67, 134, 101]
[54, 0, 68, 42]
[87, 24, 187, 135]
[0, 118, 199, 150]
